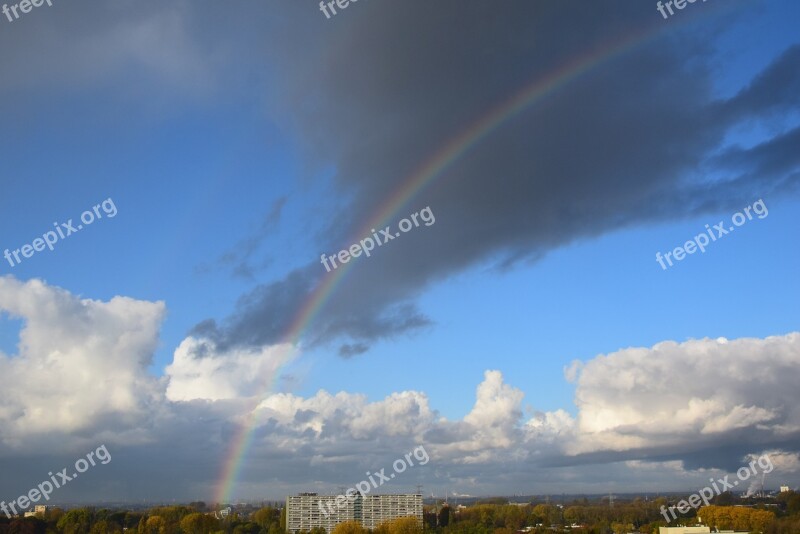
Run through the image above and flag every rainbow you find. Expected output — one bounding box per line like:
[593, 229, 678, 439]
[213, 8, 721, 503]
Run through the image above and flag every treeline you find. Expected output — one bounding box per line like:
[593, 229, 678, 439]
[765, 490, 800, 534]
[430, 501, 670, 534]
[697, 505, 773, 532]
[424, 493, 800, 534]
[0, 503, 284, 534]
[1, 491, 798, 534]
[324, 518, 422, 534]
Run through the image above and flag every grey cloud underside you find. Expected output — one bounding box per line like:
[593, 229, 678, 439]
[189, 3, 800, 352]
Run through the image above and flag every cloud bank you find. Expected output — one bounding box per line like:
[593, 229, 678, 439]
[1, 278, 798, 500]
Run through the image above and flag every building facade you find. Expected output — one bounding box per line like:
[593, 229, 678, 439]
[359, 494, 422, 529]
[286, 493, 422, 533]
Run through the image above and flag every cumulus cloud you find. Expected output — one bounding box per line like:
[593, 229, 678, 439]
[165, 338, 296, 402]
[756, 451, 800, 473]
[1, 277, 799, 499]
[0, 276, 164, 451]
[563, 333, 800, 468]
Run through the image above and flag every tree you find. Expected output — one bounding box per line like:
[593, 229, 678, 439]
[57, 508, 93, 534]
[778, 491, 800, 515]
[6, 518, 40, 534]
[531, 505, 558, 527]
[501, 505, 524, 530]
[253, 507, 279, 529]
[438, 505, 451, 527]
[44, 507, 65, 525]
[91, 519, 122, 533]
[141, 516, 167, 534]
[711, 492, 736, 506]
[700, 505, 774, 532]
[331, 520, 368, 534]
[189, 503, 208, 513]
[377, 517, 422, 534]
[563, 506, 585, 526]
[179, 513, 220, 534]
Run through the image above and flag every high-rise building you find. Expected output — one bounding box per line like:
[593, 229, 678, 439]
[286, 493, 422, 533]
[359, 494, 422, 528]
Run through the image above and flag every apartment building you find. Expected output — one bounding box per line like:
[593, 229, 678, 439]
[286, 493, 422, 533]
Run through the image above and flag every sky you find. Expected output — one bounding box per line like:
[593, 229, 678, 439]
[0, 0, 799, 505]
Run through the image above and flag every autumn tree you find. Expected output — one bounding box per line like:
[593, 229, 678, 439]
[253, 506, 281, 530]
[57, 508, 93, 534]
[331, 520, 368, 534]
[611, 521, 634, 534]
[375, 516, 423, 534]
[179, 512, 220, 534]
[91, 519, 123, 533]
[141, 515, 167, 534]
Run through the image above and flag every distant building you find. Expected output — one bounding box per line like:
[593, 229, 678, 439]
[780, 485, 790, 493]
[24, 505, 50, 518]
[214, 507, 232, 519]
[286, 493, 422, 533]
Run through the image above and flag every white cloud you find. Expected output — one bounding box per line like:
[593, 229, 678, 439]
[565, 333, 800, 455]
[1, 276, 799, 498]
[751, 450, 800, 473]
[0, 276, 164, 450]
[165, 337, 296, 402]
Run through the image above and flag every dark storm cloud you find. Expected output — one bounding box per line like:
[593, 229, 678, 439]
[7, 0, 794, 355]
[189, 1, 800, 352]
[711, 126, 800, 187]
[723, 44, 800, 120]
[338, 343, 369, 358]
[190, 265, 317, 349]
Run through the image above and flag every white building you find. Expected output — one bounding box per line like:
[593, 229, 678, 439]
[286, 493, 422, 533]
[214, 507, 232, 519]
[24, 505, 50, 518]
[780, 485, 790, 493]
[359, 494, 422, 528]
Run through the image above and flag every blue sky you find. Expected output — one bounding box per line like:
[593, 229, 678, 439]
[0, 0, 799, 502]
